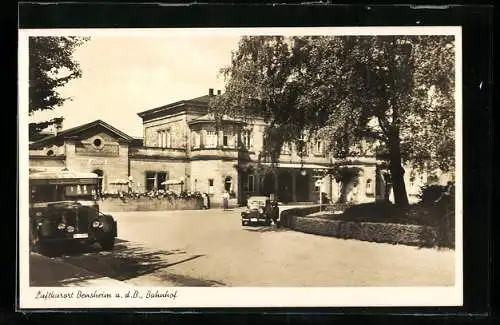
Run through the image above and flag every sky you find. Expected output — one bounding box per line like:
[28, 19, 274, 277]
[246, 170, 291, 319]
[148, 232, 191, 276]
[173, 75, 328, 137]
[25, 27, 460, 139]
[29, 35, 242, 138]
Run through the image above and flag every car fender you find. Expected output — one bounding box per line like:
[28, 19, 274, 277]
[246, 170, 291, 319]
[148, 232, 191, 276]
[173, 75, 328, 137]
[100, 214, 116, 235]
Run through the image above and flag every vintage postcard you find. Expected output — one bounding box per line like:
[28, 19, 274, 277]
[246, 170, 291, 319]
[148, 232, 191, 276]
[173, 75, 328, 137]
[18, 27, 462, 309]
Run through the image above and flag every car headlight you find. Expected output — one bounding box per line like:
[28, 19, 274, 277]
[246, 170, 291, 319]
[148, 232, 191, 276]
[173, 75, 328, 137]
[66, 226, 75, 233]
[258, 208, 264, 214]
[92, 220, 101, 228]
[57, 223, 66, 230]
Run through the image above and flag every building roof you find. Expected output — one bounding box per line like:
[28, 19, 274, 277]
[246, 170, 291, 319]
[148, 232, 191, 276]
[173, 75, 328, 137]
[30, 119, 135, 149]
[137, 94, 212, 120]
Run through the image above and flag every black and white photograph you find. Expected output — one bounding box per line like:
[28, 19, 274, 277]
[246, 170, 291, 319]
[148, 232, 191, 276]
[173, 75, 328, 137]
[18, 27, 462, 308]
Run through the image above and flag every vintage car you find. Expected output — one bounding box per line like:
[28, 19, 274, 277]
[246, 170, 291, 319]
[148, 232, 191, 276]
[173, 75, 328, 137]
[29, 169, 117, 254]
[241, 196, 279, 226]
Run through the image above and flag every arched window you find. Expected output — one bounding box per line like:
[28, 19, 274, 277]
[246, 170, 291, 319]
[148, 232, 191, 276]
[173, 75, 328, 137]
[92, 169, 104, 195]
[366, 179, 374, 195]
[224, 176, 232, 192]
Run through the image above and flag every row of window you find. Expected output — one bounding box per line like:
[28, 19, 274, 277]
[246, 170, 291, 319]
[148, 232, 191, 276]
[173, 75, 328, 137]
[157, 128, 325, 155]
[157, 130, 172, 148]
[243, 175, 255, 192]
[190, 130, 253, 149]
[279, 141, 325, 156]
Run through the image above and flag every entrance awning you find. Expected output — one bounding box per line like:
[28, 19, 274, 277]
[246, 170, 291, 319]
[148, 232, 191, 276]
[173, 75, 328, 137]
[161, 179, 184, 185]
[261, 162, 332, 169]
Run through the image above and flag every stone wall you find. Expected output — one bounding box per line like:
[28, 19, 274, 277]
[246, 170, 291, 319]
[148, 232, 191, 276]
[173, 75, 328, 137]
[143, 113, 188, 149]
[98, 197, 203, 212]
[64, 141, 129, 193]
[280, 208, 437, 247]
[190, 159, 239, 205]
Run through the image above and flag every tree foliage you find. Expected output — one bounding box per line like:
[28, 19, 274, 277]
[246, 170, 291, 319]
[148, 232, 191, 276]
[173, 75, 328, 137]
[210, 35, 455, 207]
[29, 36, 89, 140]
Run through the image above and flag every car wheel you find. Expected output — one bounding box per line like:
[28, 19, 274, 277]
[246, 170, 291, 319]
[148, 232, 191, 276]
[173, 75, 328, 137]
[29, 226, 39, 252]
[99, 237, 115, 251]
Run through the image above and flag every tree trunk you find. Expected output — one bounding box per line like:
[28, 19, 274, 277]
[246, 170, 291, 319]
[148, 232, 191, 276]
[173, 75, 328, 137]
[388, 135, 409, 207]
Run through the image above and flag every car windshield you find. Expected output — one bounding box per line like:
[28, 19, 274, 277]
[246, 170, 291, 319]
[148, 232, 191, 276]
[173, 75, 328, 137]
[30, 184, 97, 203]
[248, 200, 265, 207]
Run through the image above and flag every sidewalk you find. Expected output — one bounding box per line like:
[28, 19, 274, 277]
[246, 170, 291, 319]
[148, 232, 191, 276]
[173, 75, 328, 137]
[30, 252, 128, 287]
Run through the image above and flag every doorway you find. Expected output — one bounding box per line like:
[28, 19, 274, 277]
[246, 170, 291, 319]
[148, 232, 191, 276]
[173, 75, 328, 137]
[278, 170, 292, 203]
[295, 172, 309, 202]
[92, 169, 104, 196]
[262, 173, 275, 197]
[224, 176, 232, 192]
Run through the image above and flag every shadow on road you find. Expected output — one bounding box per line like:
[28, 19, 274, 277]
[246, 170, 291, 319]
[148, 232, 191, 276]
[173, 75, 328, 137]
[153, 273, 226, 287]
[242, 226, 290, 233]
[33, 239, 209, 285]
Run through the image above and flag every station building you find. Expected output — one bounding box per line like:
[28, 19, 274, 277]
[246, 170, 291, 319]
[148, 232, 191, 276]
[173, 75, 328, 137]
[29, 89, 452, 206]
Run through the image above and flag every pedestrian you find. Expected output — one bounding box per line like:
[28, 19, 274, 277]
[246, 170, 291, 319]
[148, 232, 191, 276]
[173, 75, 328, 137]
[202, 192, 209, 209]
[222, 190, 230, 211]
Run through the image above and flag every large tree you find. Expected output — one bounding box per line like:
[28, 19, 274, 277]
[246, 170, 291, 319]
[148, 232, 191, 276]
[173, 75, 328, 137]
[29, 36, 89, 140]
[210, 35, 455, 207]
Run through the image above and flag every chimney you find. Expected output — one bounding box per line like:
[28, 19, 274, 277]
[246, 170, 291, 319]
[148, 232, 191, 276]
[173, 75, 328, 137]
[209, 88, 214, 96]
[217, 90, 221, 95]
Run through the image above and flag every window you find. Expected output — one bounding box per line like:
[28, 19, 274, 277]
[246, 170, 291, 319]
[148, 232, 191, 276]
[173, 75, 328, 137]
[191, 132, 200, 149]
[157, 172, 167, 190]
[297, 141, 308, 156]
[282, 142, 291, 154]
[145, 171, 169, 191]
[248, 175, 254, 192]
[165, 130, 171, 148]
[145, 172, 156, 191]
[222, 131, 234, 147]
[158, 131, 163, 148]
[224, 176, 232, 192]
[241, 130, 252, 149]
[314, 141, 324, 155]
[206, 131, 217, 148]
[157, 130, 172, 148]
[208, 178, 214, 194]
[366, 179, 374, 195]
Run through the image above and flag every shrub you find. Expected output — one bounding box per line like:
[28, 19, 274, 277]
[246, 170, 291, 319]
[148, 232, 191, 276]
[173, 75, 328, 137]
[342, 201, 398, 219]
[419, 184, 446, 204]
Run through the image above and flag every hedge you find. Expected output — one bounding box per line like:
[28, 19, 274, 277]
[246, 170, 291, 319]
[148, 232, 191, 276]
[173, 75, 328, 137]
[99, 197, 204, 212]
[281, 207, 453, 248]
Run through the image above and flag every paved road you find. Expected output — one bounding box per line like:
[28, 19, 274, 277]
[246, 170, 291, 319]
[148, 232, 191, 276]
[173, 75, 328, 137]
[30, 208, 455, 287]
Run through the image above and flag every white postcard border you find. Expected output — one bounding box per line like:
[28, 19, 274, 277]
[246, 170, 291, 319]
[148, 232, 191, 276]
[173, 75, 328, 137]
[18, 26, 463, 309]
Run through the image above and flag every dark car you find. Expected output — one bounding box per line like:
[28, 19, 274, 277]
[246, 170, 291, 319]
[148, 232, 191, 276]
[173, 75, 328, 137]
[29, 169, 117, 255]
[241, 196, 279, 226]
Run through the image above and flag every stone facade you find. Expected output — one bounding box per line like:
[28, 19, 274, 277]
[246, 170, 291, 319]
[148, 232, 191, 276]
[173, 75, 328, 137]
[29, 90, 452, 206]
